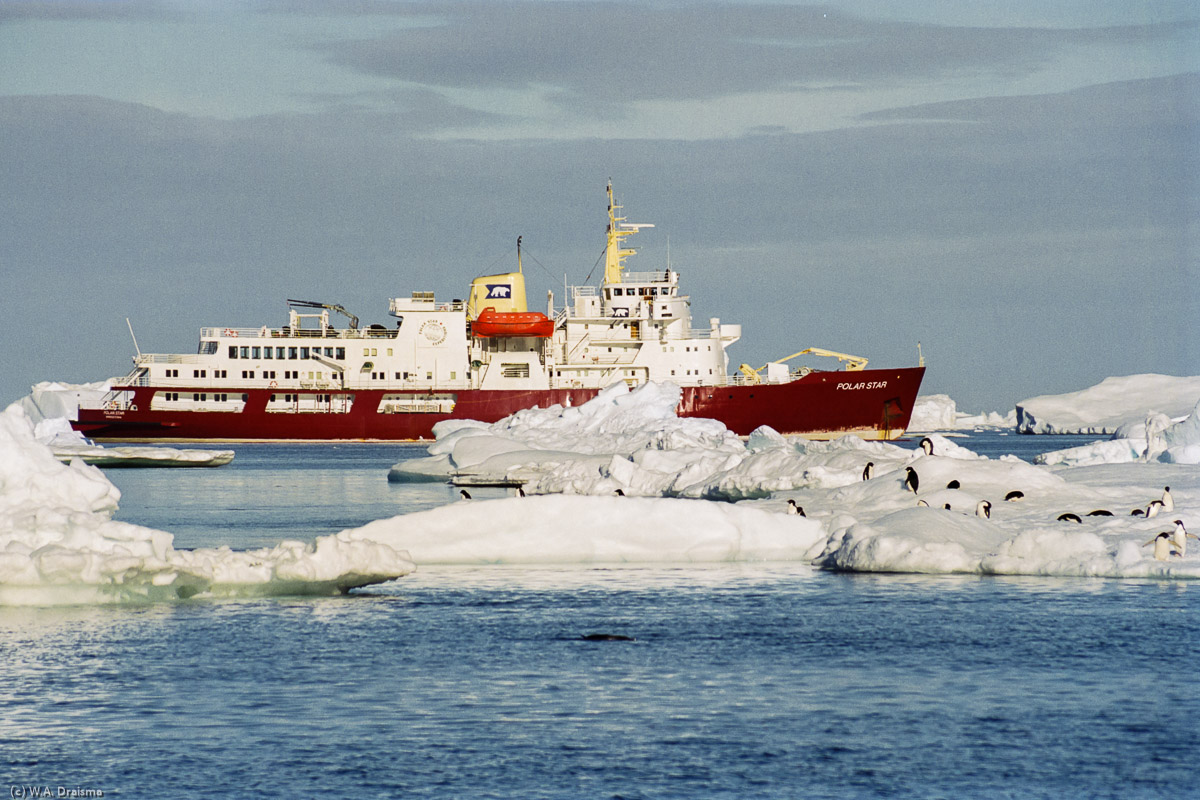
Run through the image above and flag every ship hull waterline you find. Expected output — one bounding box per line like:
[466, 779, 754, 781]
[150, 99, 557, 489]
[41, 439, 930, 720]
[72, 367, 925, 443]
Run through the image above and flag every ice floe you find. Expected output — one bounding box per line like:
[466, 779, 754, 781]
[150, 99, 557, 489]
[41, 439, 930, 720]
[0, 405, 413, 605]
[35, 417, 235, 467]
[374, 380, 1200, 578]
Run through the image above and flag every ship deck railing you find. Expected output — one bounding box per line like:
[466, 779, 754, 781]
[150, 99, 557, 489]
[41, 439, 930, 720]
[201, 326, 401, 340]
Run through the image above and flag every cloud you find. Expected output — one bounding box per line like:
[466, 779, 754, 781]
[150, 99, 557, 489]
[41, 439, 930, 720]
[311, 1, 1195, 115]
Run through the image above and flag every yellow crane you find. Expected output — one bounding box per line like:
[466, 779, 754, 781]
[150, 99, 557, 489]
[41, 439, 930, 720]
[738, 348, 869, 384]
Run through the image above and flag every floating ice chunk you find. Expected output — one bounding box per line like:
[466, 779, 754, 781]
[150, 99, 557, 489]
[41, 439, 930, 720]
[347, 494, 827, 565]
[0, 403, 413, 604]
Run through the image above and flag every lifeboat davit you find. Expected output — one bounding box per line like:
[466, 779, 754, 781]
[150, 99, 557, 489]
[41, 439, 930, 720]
[471, 307, 555, 338]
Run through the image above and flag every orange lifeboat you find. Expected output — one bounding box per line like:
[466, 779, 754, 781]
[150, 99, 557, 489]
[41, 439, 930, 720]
[471, 307, 555, 338]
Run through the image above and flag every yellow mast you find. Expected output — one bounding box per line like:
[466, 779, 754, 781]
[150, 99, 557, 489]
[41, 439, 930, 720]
[603, 181, 649, 285]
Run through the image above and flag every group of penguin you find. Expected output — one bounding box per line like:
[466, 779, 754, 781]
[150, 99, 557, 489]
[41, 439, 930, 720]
[855, 437, 1193, 562]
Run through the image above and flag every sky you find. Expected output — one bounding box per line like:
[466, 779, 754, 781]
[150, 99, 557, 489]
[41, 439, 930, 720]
[1, 0, 1196, 414]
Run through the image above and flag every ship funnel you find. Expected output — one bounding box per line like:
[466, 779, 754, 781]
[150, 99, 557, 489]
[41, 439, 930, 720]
[467, 270, 528, 320]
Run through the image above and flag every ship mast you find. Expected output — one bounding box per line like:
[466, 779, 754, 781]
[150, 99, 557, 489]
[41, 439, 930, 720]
[603, 181, 652, 285]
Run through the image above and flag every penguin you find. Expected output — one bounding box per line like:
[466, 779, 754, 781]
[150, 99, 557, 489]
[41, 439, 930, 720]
[916, 499, 930, 508]
[517, 486, 526, 497]
[1143, 531, 1179, 562]
[1004, 491, 1024, 502]
[1131, 508, 1145, 517]
[615, 488, 625, 497]
[943, 503, 952, 510]
[862, 462, 875, 481]
[903, 467, 919, 494]
[459, 489, 472, 500]
[1170, 519, 1196, 557]
[786, 499, 805, 517]
[946, 479, 961, 490]
[1162, 486, 1174, 512]
[976, 500, 991, 519]
[920, 437, 934, 456]
[1086, 509, 1113, 517]
[1057, 513, 1082, 523]
[1145, 500, 1164, 519]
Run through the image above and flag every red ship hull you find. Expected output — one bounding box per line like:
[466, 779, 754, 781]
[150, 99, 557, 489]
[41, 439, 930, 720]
[72, 367, 924, 442]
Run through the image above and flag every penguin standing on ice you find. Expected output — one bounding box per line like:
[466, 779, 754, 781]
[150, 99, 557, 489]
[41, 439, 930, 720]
[1162, 486, 1174, 512]
[862, 462, 875, 481]
[786, 499, 805, 517]
[976, 500, 992, 519]
[1170, 519, 1196, 557]
[1145, 500, 1164, 519]
[1143, 532, 1180, 561]
[920, 437, 934, 456]
[903, 467, 920, 494]
[459, 489, 472, 500]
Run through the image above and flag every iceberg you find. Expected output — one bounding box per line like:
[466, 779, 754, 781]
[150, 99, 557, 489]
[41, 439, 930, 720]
[1016, 374, 1200, 434]
[0, 404, 414, 605]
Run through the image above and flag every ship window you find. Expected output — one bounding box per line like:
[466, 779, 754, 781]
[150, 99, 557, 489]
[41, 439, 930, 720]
[500, 363, 530, 378]
[289, 347, 298, 359]
[336, 348, 345, 360]
[264, 348, 272, 359]
[426, 372, 432, 380]
[276, 347, 285, 359]
[229, 347, 238, 359]
[604, 289, 611, 299]
[363, 348, 370, 356]
[252, 347, 261, 359]
[300, 347, 310, 359]
[371, 348, 378, 357]
[395, 372, 401, 380]
[270, 394, 276, 402]
[450, 372, 456, 380]
[240, 347, 249, 359]
[361, 362, 373, 372]
[200, 341, 217, 355]
[387, 348, 393, 357]
[613, 288, 622, 296]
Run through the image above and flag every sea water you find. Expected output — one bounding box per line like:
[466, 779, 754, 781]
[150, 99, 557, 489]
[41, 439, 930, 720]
[3, 433, 1197, 799]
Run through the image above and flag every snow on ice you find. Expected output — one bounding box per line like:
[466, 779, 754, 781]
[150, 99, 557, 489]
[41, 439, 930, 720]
[0, 405, 413, 605]
[376, 380, 1200, 578]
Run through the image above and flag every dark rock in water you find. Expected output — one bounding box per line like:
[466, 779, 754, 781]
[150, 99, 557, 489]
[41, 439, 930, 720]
[580, 633, 636, 642]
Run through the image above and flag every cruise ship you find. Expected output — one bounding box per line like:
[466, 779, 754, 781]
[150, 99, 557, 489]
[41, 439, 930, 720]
[73, 184, 925, 442]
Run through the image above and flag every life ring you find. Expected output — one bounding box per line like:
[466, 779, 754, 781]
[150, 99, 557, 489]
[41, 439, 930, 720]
[224, 328, 237, 337]
[129, 404, 137, 412]
[269, 381, 278, 388]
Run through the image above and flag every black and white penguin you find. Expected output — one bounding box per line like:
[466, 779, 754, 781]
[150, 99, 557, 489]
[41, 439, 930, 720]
[615, 488, 625, 497]
[517, 487, 526, 497]
[862, 462, 875, 481]
[459, 489, 472, 500]
[1162, 486, 1174, 512]
[916, 499, 930, 507]
[976, 500, 991, 519]
[1004, 491, 1024, 502]
[946, 479, 961, 490]
[1087, 509, 1113, 517]
[1171, 519, 1196, 557]
[786, 499, 806, 517]
[1057, 512, 1082, 523]
[1145, 500, 1164, 519]
[920, 437, 934, 456]
[1143, 531, 1179, 562]
[903, 467, 919, 494]
[1131, 508, 1145, 517]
